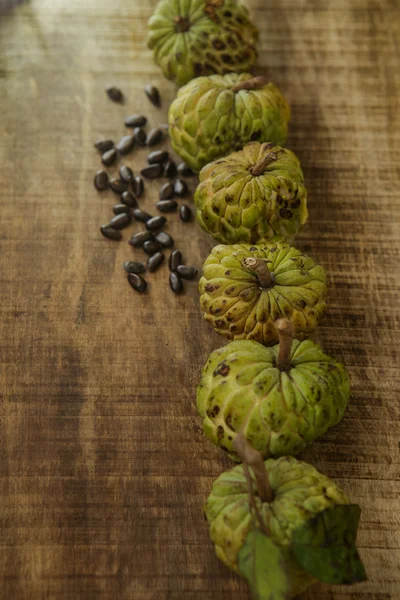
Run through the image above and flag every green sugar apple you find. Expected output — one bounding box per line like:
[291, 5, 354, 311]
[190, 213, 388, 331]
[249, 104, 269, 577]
[147, 0, 259, 87]
[168, 73, 290, 171]
[195, 142, 308, 243]
[199, 242, 327, 345]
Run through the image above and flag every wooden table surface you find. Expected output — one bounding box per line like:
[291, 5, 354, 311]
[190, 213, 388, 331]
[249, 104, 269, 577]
[1, 0, 399, 598]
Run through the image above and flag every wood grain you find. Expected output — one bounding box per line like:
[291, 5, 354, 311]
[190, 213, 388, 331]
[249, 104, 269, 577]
[0, 0, 399, 598]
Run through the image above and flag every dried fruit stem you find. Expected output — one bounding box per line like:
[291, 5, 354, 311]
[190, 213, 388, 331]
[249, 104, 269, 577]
[242, 257, 272, 289]
[174, 16, 190, 32]
[231, 76, 268, 93]
[250, 149, 281, 177]
[276, 318, 294, 371]
[233, 434, 274, 504]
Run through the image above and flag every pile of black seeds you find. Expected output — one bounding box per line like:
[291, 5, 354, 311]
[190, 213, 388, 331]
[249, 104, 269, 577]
[94, 85, 198, 294]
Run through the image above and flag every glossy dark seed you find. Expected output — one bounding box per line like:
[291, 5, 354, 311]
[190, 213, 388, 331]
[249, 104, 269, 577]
[121, 191, 138, 208]
[141, 164, 163, 179]
[109, 178, 128, 194]
[169, 272, 183, 294]
[144, 84, 161, 107]
[132, 176, 144, 198]
[125, 114, 147, 128]
[169, 249, 182, 271]
[174, 178, 188, 197]
[119, 165, 134, 183]
[113, 204, 131, 215]
[133, 127, 147, 146]
[164, 160, 177, 179]
[155, 232, 174, 248]
[106, 86, 123, 102]
[128, 231, 153, 247]
[143, 240, 162, 255]
[156, 200, 178, 213]
[159, 183, 174, 200]
[128, 273, 147, 294]
[176, 265, 197, 279]
[109, 212, 132, 229]
[94, 139, 114, 152]
[100, 225, 122, 241]
[177, 162, 195, 177]
[116, 135, 135, 155]
[102, 148, 117, 166]
[179, 204, 192, 222]
[132, 208, 152, 223]
[94, 170, 109, 191]
[123, 260, 145, 274]
[146, 216, 167, 231]
[146, 128, 163, 147]
[147, 252, 165, 272]
[148, 150, 169, 164]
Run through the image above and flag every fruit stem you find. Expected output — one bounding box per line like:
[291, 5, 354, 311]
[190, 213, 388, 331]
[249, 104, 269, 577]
[231, 76, 268, 93]
[174, 16, 190, 32]
[233, 434, 274, 504]
[242, 257, 273, 289]
[250, 147, 282, 177]
[276, 318, 294, 371]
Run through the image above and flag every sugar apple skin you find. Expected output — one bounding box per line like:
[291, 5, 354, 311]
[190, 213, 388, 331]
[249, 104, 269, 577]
[168, 73, 290, 172]
[197, 339, 350, 460]
[147, 0, 259, 87]
[199, 242, 327, 345]
[195, 142, 308, 243]
[204, 456, 350, 599]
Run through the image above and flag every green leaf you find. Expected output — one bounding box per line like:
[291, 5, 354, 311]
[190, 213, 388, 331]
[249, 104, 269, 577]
[291, 504, 367, 585]
[238, 527, 291, 600]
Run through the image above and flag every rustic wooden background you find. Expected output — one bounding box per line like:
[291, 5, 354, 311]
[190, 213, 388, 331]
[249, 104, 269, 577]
[0, 0, 399, 598]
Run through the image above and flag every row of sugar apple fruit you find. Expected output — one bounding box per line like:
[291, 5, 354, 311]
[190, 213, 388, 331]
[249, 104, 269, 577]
[147, 2, 367, 598]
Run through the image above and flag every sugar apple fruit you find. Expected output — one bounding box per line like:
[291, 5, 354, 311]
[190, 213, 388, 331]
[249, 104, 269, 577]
[197, 319, 350, 461]
[195, 141, 308, 243]
[147, 0, 259, 87]
[199, 242, 327, 345]
[168, 73, 290, 171]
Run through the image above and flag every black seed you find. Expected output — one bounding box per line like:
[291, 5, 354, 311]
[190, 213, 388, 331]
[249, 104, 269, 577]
[146, 128, 163, 147]
[109, 212, 132, 229]
[147, 252, 165, 272]
[113, 203, 131, 215]
[121, 191, 138, 208]
[94, 170, 109, 191]
[143, 240, 162, 255]
[144, 84, 161, 107]
[109, 178, 128, 194]
[148, 150, 169, 164]
[155, 232, 174, 248]
[106, 86, 123, 102]
[134, 127, 147, 146]
[123, 260, 146, 274]
[125, 114, 147, 128]
[128, 231, 154, 247]
[141, 164, 163, 179]
[116, 135, 135, 155]
[169, 249, 182, 271]
[177, 162, 195, 177]
[179, 204, 192, 222]
[132, 208, 152, 223]
[128, 273, 147, 293]
[156, 200, 178, 213]
[102, 148, 117, 166]
[100, 225, 122, 241]
[94, 139, 114, 152]
[169, 272, 183, 294]
[176, 265, 198, 279]
[160, 183, 174, 200]
[119, 165, 134, 183]
[174, 178, 188, 197]
[146, 216, 167, 231]
[133, 176, 144, 198]
[164, 160, 177, 179]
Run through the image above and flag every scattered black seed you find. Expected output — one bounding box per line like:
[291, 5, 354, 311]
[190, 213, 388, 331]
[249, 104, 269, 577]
[147, 252, 165, 272]
[143, 240, 163, 255]
[94, 170, 109, 191]
[176, 265, 198, 279]
[121, 191, 138, 208]
[119, 165, 134, 183]
[100, 225, 122, 241]
[132, 208, 152, 223]
[169, 249, 182, 271]
[109, 178, 128, 194]
[155, 232, 174, 248]
[179, 204, 192, 222]
[128, 273, 147, 294]
[94, 139, 114, 152]
[146, 216, 167, 231]
[159, 183, 174, 200]
[156, 200, 178, 213]
[141, 164, 163, 179]
[123, 260, 146, 274]
[148, 150, 169, 164]
[164, 160, 177, 179]
[177, 162, 195, 177]
[125, 114, 147, 128]
[102, 148, 117, 166]
[133, 176, 144, 198]
[129, 230, 154, 247]
[113, 204, 131, 215]
[144, 84, 161, 107]
[169, 272, 183, 294]
[116, 135, 135, 155]
[106, 86, 123, 102]
[146, 128, 163, 147]
[109, 212, 132, 229]
[134, 127, 147, 146]
[174, 178, 188, 197]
